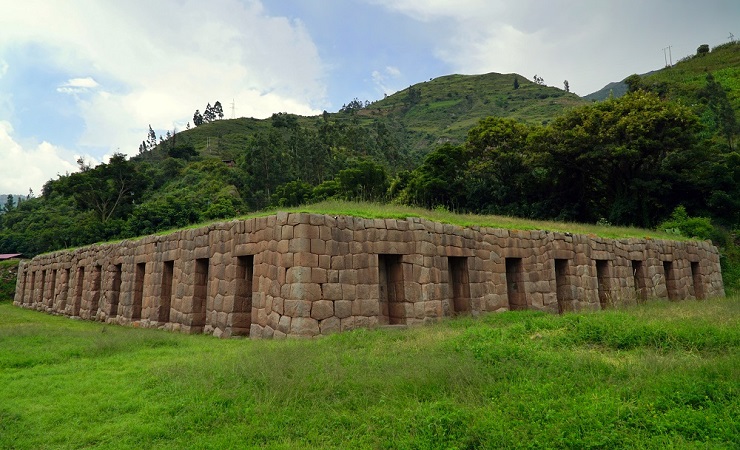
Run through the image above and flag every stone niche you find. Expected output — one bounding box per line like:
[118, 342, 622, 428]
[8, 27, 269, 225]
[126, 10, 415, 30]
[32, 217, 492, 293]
[14, 213, 725, 338]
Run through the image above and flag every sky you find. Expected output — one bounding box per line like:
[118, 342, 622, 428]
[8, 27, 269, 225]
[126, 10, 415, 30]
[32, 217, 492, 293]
[0, 0, 737, 196]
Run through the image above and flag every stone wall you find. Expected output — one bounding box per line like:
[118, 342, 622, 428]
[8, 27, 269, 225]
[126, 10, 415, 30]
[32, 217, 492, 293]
[13, 213, 725, 338]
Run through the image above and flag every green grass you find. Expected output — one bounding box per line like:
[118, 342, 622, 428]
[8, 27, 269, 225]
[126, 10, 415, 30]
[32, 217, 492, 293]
[1, 296, 738, 449]
[283, 200, 690, 241]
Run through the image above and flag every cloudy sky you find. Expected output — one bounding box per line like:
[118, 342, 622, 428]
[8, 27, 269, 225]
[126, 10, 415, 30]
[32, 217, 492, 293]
[0, 0, 737, 195]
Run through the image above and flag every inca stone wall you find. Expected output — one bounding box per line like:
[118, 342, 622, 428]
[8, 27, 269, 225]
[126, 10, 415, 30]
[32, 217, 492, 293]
[13, 213, 725, 338]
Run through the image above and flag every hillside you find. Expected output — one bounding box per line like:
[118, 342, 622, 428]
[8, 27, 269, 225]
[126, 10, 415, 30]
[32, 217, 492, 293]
[163, 72, 586, 163]
[643, 41, 740, 111]
[357, 72, 586, 151]
[583, 41, 740, 106]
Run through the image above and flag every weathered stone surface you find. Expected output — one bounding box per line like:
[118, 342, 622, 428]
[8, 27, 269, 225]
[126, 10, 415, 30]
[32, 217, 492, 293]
[311, 300, 334, 320]
[14, 213, 725, 340]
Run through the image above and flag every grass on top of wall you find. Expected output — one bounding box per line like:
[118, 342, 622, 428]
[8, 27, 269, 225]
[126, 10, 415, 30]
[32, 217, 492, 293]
[43, 201, 689, 257]
[1, 296, 738, 449]
[142, 200, 687, 242]
[285, 200, 689, 240]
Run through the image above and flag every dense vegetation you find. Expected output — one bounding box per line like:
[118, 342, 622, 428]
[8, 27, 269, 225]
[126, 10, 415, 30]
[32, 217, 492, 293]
[0, 42, 738, 289]
[0, 260, 19, 301]
[1, 295, 737, 448]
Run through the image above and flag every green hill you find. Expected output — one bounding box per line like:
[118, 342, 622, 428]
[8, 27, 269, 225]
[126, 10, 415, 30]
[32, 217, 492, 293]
[358, 72, 586, 150]
[166, 72, 586, 163]
[583, 41, 740, 108]
[643, 41, 740, 111]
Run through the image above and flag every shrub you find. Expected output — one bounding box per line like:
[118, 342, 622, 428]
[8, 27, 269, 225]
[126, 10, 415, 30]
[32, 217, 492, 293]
[658, 206, 714, 240]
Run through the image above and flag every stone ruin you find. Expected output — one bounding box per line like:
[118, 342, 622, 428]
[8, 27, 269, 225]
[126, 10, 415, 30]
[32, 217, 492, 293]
[13, 212, 725, 338]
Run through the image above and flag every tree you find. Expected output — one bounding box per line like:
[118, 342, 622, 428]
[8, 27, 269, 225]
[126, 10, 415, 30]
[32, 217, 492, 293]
[464, 117, 538, 216]
[540, 91, 701, 226]
[513, 77, 520, 90]
[699, 72, 738, 149]
[533, 75, 544, 85]
[697, 44, 710, 56]
[63, 153, 146, 223]
[563, 80, 570, 93]
[339, 98, 365, 114]
[2, 194, 14, 213]
[403, 87, 421, 108]
[398, 143, 469, 210]
[146, 125, 157, 151]
[213, 101, 224, 120]
[203, 103, 216, 123]
[335, 158, 389, 201]
[624, 74, 644, 93]
[270, 181, 314, 207]
[239, 129, 287, 208]
[193, 110, 204, 127]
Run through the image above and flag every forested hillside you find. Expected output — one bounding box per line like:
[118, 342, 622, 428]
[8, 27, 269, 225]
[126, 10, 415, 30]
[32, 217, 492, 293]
[0, 42, 738, 289]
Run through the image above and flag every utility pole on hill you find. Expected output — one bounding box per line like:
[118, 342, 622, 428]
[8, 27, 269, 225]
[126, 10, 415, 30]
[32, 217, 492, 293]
[662, 45, 673, 67]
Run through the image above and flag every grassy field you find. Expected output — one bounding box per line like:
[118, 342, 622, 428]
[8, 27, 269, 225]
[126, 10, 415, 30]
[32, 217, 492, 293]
[1, 295, 738, 449]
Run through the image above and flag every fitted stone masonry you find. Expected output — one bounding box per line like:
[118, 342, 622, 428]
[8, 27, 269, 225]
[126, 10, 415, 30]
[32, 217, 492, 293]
[13, 213, 725, 338]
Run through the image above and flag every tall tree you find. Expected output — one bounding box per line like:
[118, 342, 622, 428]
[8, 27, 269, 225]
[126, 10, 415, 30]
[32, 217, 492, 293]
[193, 110, 204, 127]
[2, 194, 14, 213]
[203, 103, 216, 123]
[213, 101, 224, 120]
[699, 72, 738, 149]
[146, 125, 157, 151]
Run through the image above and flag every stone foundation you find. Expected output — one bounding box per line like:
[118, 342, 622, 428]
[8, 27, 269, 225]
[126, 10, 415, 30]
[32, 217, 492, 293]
[13, 213, 725, 338]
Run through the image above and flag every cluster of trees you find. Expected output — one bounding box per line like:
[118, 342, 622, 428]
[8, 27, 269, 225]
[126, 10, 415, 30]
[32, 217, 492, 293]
[238, 112, 408, 210]
[396, 88, 738, 230]
[193, 101, 225, 126]
[0, 111, 412, 255]
[339, 98, 370, 114]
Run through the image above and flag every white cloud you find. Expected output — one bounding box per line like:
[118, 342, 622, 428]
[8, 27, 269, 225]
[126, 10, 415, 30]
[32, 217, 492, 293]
[0, 121, 78, 195]
[385, 66, 401, 77]
[371, 66, 403, 97]
[370, 0, 735, 96]
[57, 76, 100, 94]
[369, 0, 607, 93]
[0, 0, 328, 160]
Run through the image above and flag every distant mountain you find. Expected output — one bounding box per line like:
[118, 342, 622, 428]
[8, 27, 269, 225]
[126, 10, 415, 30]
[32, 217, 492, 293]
[583, 80, 629, 102]
[583, 70, 659, 102]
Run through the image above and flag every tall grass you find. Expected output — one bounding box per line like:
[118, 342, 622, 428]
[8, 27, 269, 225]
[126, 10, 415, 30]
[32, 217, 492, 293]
[1, 296, 738, 448]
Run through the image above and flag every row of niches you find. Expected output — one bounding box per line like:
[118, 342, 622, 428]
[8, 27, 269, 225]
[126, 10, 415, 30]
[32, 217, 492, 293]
[14, 251, 715, 338]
